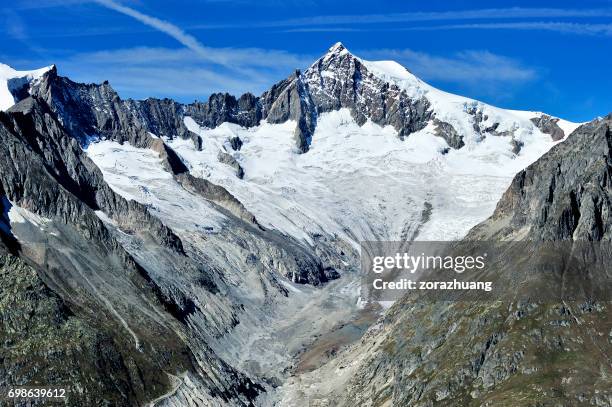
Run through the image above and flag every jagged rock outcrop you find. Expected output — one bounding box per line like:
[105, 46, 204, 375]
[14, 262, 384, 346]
[176, 173, 257, 225]
[434, 119, 465, 149]
[531, 114, 566, 141]
[258, 43, 433, 151]
[218, 151, 245, 179]
[186, 92, 262, 128]
[472, 114, 612, 240]
[228, 136, 243, 151]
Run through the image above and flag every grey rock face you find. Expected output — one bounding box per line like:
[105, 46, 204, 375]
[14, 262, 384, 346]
[218, 151, 245, 179]
[29, 66, 148, 146]
[531, 114, 566, 141]
[433, 119, 465, 149]
[260, 43, 433, 151]
[126, 97, 190, 139]
[472, 115, 612, 240]
[304, 44, 432, 139]
[186, 92, 262, 129]
[175, 173, 257, 225]
[29, 66, 199, 151]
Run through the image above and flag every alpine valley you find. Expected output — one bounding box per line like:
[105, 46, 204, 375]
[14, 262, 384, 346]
[0, 43, 609, 406]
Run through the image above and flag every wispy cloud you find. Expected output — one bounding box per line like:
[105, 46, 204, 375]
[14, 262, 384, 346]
[2, 9, 28, 41]
[8, 0, 91, 10]
[8, 1, 309, 101]
[93, 0, 209, 57]
[403, 22, 612, 36]
[77, 46, 310, 72]
[90, 0, 316, 73]
[282, 27, 365, 33]
[190, 7, 612, 30]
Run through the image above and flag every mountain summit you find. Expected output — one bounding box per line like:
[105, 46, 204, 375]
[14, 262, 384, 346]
[0, 63, 53, 111]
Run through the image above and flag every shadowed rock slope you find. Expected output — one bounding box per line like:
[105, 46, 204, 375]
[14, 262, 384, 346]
[0, 97, 269, 405]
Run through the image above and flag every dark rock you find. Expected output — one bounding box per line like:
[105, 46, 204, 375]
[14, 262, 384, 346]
[434, 119, 464, 149]
[176, 173, 257, 224]
[217, 151, 245, 179]
[531, 114, 566, 141]
[229, 136, 243, 151]
[472, 116, 612, 240]
[510, 138, 524, 155]
[185, 92, 262, 129]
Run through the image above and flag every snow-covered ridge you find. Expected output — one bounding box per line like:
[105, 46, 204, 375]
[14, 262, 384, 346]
[304, 43, 578, 147]
[0, 63, 54, 111]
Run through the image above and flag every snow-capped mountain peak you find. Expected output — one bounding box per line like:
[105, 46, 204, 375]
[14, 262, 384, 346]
[299, 43, 580, 151]
[0, 63, 54, 111]
[318, 42, 420, 86]
[325, 41, 348, 55]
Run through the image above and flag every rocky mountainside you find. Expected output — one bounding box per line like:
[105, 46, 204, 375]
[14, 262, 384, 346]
[279, 116, 612, 406]
[0, 97, 268, 405]
[1, 43, 603, 407]
[22, 43, 575, 156]
[471, 114, 612, 241]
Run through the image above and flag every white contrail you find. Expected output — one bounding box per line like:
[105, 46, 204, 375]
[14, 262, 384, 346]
[94, 0, 208, 56]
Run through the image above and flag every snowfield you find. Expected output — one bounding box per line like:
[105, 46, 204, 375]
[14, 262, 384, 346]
[170, 107, 567, 247]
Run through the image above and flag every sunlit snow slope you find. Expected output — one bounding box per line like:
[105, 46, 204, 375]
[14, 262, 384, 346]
[171, 107, 574, 247]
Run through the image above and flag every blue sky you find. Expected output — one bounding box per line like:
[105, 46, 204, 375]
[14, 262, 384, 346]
[1, 0, 611, 121]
